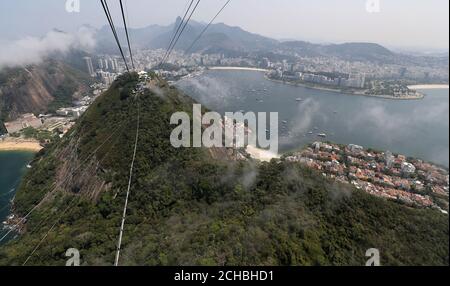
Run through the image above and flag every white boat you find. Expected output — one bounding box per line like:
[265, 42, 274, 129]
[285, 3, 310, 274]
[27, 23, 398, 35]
[296, 98, 303, 101]
[317, 133, 327, 138]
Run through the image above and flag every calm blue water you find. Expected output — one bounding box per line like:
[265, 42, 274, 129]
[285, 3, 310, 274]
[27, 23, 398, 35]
[177, 70, 449, 167]
[0, 151, 34, 237]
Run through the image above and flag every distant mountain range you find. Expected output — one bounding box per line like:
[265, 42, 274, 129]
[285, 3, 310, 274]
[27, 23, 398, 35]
[94, 18, 448, 65]
[281, 41, 394, 60]
[95, 17, 278, 55]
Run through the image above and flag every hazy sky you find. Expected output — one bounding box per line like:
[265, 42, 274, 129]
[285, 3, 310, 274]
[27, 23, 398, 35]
[0, 0, 448, 51]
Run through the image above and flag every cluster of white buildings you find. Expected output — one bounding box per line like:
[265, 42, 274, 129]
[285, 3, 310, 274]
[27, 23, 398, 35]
[269, 68, 366, 89]
[279, 55, 448, 82]
[84, 56, 122, 85]
[97, 57, 120, 72]
[56, 106, 88, 118]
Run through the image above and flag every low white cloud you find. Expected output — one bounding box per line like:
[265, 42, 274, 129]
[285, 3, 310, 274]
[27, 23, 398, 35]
[349, 100, 449, 138]
[177, 75, 234, 107]
[0, 26, 96, 70]
[290, 98, 321, 135]
[279, 98, 322, 146]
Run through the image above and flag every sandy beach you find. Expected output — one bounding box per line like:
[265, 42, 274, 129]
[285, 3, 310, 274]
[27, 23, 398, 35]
[407, 84, 449, 90]
[246, 145, 279, 162]
[209, 66, 269, 72]
[0, 138, 43, 152]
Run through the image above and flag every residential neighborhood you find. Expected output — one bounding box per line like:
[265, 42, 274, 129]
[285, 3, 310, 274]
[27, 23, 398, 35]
[285, 142, 449, 213]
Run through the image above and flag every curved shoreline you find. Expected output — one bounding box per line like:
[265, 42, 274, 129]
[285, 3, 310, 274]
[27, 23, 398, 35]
[246, 145, 279, 162]
[194, 67, 446, 100]
[208, 66, 269, 72]
[207, 66, 426, 100]
[264, 75, 425, 100]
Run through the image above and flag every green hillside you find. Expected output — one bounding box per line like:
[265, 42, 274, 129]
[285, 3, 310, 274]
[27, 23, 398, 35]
[0, 73, 447, 266]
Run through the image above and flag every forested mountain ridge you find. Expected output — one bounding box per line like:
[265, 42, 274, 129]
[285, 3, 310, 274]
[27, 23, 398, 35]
[0, 74, 447, 266]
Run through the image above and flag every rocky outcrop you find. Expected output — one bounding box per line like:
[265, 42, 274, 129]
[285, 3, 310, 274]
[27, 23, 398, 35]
[0, 60, 91, 122]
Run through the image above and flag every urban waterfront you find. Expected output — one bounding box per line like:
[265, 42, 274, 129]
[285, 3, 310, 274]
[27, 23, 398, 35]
[177, 70, 450, 168]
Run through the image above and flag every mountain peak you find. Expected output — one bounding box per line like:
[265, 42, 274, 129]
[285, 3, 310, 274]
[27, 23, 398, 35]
[175, 16, 183, 27]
